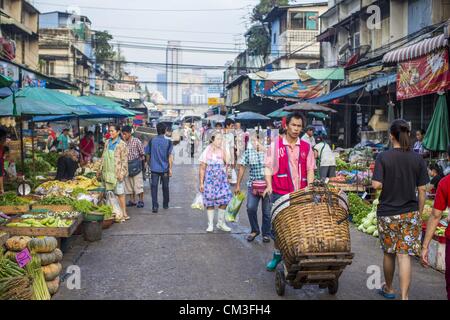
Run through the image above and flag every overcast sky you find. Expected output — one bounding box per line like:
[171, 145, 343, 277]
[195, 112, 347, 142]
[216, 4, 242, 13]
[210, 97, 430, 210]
[33, 0, 325, 89]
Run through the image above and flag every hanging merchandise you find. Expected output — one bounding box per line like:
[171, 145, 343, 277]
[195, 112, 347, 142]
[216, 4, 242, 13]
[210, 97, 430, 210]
[397, 48, 450, 100]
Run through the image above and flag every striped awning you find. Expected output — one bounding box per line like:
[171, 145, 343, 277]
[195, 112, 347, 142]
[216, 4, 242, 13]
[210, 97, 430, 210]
[382, 34, 448, 64]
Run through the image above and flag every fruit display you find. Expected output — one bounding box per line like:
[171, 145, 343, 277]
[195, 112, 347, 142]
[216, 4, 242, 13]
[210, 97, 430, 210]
[35, 176, 101, 196]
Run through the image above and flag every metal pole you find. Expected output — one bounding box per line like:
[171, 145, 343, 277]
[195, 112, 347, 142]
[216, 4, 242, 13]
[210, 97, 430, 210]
[19, 117, 25, 195]
[31, 121, 35, 178]
[77, 117, 81, 162]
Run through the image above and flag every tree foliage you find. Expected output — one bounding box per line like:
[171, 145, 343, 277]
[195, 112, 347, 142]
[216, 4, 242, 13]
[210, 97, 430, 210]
[251, 0, 290, 23]
[94, 31, 115, 63]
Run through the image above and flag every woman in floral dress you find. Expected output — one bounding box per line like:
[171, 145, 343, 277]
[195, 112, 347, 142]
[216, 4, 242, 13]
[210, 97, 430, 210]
[199, 132, 233, 233]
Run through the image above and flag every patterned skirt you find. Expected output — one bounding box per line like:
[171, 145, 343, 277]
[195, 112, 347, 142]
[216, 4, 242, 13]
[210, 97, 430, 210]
[378, 211, 421, 256]
[203, 164, 232, 208]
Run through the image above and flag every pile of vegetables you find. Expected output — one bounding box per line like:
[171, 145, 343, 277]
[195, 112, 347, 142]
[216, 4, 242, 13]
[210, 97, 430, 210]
[36, 196, 74, 206]
[71, 187, 88, 198]
[96, 205, 113, 219]
[35, 177, 100, 196]
[356, 199, 379, 237]
[0, 276, 33, 300]
[336, 158, 366, 172]
[25, 255, 51, 300]
[21, 211, 81, 220]
[16, 157, 54, 178]
[27, 237, 62, 296]
[0, 250, 27, 278]
[73, 199, 95, 214]
[0, 192, 31, 206]
[348, 193, 372, 226]
[6, 218, 73, 228]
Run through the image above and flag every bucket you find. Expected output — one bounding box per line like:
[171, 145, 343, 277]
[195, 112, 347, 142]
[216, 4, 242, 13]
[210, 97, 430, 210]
[82, 221, 103, 242]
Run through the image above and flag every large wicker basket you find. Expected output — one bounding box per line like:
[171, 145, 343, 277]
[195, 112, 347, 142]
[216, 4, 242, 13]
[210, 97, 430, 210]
[271, 184, 351, 268]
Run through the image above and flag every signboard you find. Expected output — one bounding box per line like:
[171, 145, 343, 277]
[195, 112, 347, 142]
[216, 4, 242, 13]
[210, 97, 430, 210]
[208, 97, 224, 105]
[0, 61, 19, 87]
[207, 77, 223, 95]
[397, 48, 450, 100]
[22, 70, 46, 88]
[251, 79, 327, 99]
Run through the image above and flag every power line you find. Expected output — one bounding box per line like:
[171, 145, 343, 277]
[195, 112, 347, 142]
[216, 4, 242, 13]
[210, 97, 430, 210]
[110, 34, 244, 46]
[35, 1, 248, 12]
[92, 25, 242, 36]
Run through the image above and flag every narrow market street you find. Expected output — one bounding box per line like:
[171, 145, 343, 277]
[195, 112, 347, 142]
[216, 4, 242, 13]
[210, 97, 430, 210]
[53, 146, 447, 300]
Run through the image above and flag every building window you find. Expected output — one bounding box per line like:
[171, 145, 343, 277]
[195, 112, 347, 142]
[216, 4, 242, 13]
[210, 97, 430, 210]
[290, 12, 318, 30]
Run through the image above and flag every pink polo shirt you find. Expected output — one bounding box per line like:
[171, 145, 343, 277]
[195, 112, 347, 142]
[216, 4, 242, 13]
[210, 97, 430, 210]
[265, 137, 316, 191]
[284, 137, 316, 190]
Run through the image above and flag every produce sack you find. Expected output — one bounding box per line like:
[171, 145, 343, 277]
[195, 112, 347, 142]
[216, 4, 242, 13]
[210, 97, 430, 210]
[106, 191, 124, 221]
[226, 192, 245, 223]
[191, 193, 204, 211]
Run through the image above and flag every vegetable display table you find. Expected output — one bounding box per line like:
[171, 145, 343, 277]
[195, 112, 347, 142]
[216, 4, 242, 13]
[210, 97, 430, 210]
[0, 215, 83, 238]
[328, 182, 367, 193]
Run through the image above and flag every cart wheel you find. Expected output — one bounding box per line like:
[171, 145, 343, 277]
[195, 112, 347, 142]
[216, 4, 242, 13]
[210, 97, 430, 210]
[275, 269, 286, 296]
[328, 280, 339, 295]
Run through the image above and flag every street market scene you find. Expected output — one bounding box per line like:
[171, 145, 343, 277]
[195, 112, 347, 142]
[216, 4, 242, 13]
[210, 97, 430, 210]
[0, 0, 449, 303]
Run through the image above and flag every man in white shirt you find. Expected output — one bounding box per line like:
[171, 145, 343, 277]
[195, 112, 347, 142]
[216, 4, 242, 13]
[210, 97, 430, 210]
[301, 126, 316, 148]
[313, 135, 337, 179]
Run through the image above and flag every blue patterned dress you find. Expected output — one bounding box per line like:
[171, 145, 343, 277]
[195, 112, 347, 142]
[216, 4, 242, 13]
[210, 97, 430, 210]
[199, 146, 232, 208]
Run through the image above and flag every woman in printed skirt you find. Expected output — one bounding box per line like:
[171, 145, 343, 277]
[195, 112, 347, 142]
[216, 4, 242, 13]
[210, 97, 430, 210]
[372, 119, 429, 300]
[199, 131, 233, 233]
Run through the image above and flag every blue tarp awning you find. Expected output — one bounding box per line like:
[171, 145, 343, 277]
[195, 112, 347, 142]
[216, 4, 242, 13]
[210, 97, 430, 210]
[32, 105, 127, 122]
[365, 74, 397, 92]
[308, 84, 365, 104]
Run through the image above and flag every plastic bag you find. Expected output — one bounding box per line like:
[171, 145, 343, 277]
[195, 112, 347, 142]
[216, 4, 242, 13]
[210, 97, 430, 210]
[228, 168, 237, 185]
[106, 191, 124, 221]
[6, 163, 16, 178]
[226, 192, 245, 223]
[191, 193, 204, 211]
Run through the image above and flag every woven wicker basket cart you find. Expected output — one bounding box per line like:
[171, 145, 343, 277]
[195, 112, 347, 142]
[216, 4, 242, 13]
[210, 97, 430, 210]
[271, 182, 354, 296]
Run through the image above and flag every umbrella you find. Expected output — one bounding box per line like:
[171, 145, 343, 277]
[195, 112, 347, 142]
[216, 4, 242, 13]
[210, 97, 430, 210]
[267, 108, 291, 118]
[308, 112, 330, 119]
[423, 94, 450, 152]
[229, 112, 270, 121]
[284, 102, 337, 113]
[206, 114, 226, 121]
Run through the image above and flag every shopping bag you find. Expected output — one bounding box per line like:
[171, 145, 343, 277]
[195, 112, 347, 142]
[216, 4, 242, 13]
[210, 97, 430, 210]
[191, 193, 204, 211]
[226, 192, 245, 222]
[106, 191, 124, 221]
[228, 168, 238, 185]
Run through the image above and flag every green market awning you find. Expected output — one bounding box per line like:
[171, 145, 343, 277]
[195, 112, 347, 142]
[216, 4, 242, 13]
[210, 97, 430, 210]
[267, 108, 290, 118]
[0, 94, 81, 116]
[423, 94, 450, 152]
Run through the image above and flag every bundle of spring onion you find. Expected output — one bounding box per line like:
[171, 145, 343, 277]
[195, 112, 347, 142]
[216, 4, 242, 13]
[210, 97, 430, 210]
[25, 255, 51, 300]
[0, 276, 33, 300]
[0, 250, 26, 278]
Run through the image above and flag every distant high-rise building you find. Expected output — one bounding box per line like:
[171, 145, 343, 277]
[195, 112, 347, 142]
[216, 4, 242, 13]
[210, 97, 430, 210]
[157, 73, 167, 99]
[166, 41, 182, 105]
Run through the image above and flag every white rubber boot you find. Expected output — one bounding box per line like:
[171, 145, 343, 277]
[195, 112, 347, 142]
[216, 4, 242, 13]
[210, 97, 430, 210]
[217, 209, 231, 232]
[206, 210, 214, 233]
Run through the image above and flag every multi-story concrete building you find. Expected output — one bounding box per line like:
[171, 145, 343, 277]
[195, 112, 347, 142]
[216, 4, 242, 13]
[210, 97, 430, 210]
[38, 11, 95, 94]
[265, 2, 328, 70]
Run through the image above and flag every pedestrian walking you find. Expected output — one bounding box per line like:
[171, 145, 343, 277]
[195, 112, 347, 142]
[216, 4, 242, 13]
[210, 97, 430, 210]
[264, 112, 316, 271]
[100, 125, 129, 222]
[372, 119, 429, 300]
[422, 144, 450, 300]
[236, 133, 271, 242]
[199, 131, 233, 233]
[313, 135, 336, 179]
[147, 123, 173, 213]
[122, 126, 145, 209]
[189, 124, 198, 158]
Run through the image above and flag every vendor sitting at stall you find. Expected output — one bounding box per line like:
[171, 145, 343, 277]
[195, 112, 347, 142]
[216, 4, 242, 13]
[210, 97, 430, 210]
[427, 163, 444, 196]
[55, 148, 79, 181]
[80, 131, 95, 164]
